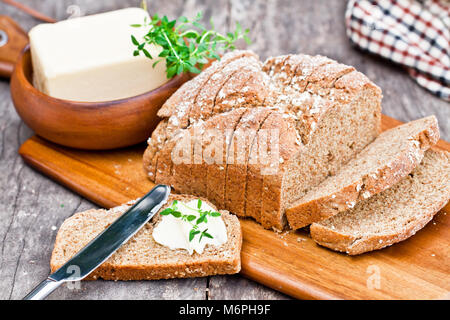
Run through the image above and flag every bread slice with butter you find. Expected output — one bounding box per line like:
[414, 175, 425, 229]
[50, 195, 242, 280]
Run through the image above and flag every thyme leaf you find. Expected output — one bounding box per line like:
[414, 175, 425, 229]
[131, 11, 251, 79]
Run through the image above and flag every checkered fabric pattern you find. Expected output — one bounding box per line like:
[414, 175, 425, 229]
[346, 0, 450, 101]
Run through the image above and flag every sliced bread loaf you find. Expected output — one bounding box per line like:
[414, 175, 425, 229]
[144, 51, 259, 181]
[286, 116, 440, 229]
[144, 51, 382, 230]
[310, 149, 450, 255]
[50, 195, 242, 280]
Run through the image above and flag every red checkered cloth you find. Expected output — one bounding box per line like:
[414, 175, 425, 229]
[346, 0, 450, 101]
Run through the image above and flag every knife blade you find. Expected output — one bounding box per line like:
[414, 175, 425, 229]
[23, 184, 171, 300]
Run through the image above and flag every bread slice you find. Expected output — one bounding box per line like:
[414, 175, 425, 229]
[188, 59, 267, 197]
[225, 108, 273, 217]
[244, 110, 275, 221]
[50, 195, 242, 280]
[145, 51, 257, 181]
[310, 149, 450, 255]
[206, 108, 248, 209]
[260, 112, 303, 230]
[286, 116, 440, 229]
[154, 58, 258, 193]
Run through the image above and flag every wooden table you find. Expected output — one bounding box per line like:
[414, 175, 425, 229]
[0, 0, 448, 300]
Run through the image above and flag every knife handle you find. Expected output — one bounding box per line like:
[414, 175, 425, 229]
[23, 278, 62, 300]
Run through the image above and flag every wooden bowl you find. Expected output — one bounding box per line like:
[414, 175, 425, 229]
[10, 46, 192, 150]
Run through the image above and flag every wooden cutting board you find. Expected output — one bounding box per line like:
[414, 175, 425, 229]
[18, 115, 450, 300]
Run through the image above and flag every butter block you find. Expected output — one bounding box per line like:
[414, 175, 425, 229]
[29, 8, 168, 102]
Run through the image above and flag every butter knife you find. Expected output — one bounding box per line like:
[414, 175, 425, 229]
[23, 184, 171, 300]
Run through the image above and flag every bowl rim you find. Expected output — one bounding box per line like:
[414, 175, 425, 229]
[15, 45, 190, 108]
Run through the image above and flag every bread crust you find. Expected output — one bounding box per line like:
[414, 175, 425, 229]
[288, 55, 333, 93]
[158, 50, 257, 119]
[305, 63, 355, 95]
[50, 195, 242, 280]
[190, 55, 259, 123]
[143, 118, 168, 180]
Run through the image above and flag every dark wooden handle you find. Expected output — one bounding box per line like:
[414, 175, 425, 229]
[0, 15, 29, 78]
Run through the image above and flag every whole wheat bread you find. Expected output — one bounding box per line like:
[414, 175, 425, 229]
[144, 50, 382, 230]
[144, 51, 265, 184]
[50, 195, 242, 280]
[310, 149, 450, 255]
[286, 115, 440, 229]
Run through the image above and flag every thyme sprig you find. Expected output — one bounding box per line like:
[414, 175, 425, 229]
[131, 11, 251, 79]
[160, 199, 221, 242]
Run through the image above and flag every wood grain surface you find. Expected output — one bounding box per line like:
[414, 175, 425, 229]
[17, 115, 450, 300]
[0, 0, 448, 300]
